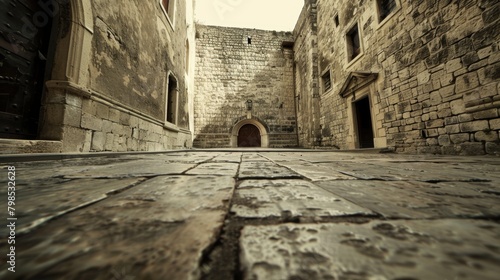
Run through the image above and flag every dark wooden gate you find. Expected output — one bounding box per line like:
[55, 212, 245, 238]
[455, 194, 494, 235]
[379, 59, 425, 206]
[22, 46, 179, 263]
[0, 0, 53, 139]
[238, 124, 261, 147]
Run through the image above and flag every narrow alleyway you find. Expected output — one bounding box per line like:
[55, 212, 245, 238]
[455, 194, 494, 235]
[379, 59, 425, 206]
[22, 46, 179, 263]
[1, 150, 499, 279]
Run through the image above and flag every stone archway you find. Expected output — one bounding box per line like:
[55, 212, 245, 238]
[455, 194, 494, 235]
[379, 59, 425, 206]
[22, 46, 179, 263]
[231, 119, 269, 148]
[39, 0, 94, 142]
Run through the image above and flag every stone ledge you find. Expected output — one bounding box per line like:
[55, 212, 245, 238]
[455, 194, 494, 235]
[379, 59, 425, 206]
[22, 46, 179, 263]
[0, 139, 62, 155]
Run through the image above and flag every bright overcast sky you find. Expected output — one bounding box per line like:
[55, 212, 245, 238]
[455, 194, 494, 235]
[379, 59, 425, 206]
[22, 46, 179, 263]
[195, 0, 304, 31]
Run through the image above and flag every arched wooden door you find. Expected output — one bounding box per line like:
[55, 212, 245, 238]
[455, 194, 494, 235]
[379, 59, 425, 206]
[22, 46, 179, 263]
[238, 124, 261, 147]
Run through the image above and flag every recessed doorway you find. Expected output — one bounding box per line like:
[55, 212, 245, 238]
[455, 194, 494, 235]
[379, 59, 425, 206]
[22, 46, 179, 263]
[0, 0, 55, 139]
[354, 97, 374, 148]
[238, 124, 261, 147]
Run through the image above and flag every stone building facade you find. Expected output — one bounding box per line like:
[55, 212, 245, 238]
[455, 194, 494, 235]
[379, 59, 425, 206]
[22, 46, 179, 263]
[295, 0, 500, 155]
[2, 0, 499, 155]
[0, 0, 195, 153]
[294, 1, 322, 148]
[193, 25, 298, 148]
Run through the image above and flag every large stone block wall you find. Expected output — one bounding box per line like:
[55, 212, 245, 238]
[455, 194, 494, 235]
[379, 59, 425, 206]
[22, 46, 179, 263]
[89, 0, 191, 124]
[41, 87, 192, 152]
[293, 0, 322, 148]
[38, 0, 195, 152]
[194, 25, 298, 148]
[310, 0, 500, 155]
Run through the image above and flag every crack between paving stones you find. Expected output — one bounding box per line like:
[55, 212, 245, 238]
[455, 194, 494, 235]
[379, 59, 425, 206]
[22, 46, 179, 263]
[254, 154, 308, 181]
[237, 176, 305, 181]
[481, 190, 500, 196]
[202, 154, 494, 279]
[380, 216, 500, 222]
[181, 156, 219, 175]
[16, 177, 149, 237]
[198, 213, 384, 280]
[199, 154, 244, 280]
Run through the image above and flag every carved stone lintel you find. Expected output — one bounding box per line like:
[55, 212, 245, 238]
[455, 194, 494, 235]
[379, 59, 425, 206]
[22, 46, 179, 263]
[339, 71, 378, 98]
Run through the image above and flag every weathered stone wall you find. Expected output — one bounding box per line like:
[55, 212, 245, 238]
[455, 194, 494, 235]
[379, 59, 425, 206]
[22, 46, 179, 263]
[308, 0, 500, 154]
[194, 25, 298, 148]
[38, 0, 195, 152]
[293, 0, 322, 148]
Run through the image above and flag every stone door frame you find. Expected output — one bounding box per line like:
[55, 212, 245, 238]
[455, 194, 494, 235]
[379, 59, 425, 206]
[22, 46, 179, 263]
[40, 0, 95, 141]
[349, 92, 376, 149]
[339, 72, 386, 149]
[230, 119, 269, 148]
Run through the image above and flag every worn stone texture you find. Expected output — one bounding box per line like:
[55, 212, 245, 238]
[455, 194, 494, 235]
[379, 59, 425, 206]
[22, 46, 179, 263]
[0, 151, 499, 279]
[5, 0, 499, 155]
[0, 178, 143, 236]
[295, 0, 500, 154]
[0, 175, 235, 280]
[19, 0, 197, 154]
[0, 140, 62, 154]
[317, 180, 500, 219]
[232, 180, 373, 219]
[240, 220, 500, 280]
[89, 0, 191, 126]
[294, 1, 322, 148]
[186, 162, 239, 177]
[238, 162, 301, 179]
[193, 25, 297, 148]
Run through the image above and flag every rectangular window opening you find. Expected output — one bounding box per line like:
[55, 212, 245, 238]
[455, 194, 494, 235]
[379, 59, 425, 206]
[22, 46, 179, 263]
[334, 15, 339, 27]
[378, 0, 397, 22]
[162, 0, 170, 13]
[161, 0, 175, 24]
[247, 36, 252, 45]
[322, 70, 332, 92]
[347, 24, 361, 61]
[166, 75, 178, 124]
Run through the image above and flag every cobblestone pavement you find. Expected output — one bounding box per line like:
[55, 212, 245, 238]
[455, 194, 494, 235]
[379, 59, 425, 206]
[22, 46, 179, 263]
[1, 150, 500, 280]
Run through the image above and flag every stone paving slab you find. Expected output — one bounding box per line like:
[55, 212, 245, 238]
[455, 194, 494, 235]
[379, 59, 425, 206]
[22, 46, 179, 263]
[62, 160, 197, 179]
[1, 160, 116, 182]
[186, 162, 239, 177]
[268, 152, 386, 163]
[0, 175, 235, 280]
[116, 152, 216, 164]
[0, 178, 144, 236]
[231, 180, 373, 219]
[346, 161, 499, 182]
[1, 151, 499, 279]
[242, 154, 268, 162]
[240, 220, 500, 280]
[316, 180, 500, 219]
[271, 161, 357, 181]
[238, 162, 301, 179]
[212, 152, 242, 163]
[313, 160, 496, 182]
[1, 158, 194, 181]
[435, 181, 500, 196]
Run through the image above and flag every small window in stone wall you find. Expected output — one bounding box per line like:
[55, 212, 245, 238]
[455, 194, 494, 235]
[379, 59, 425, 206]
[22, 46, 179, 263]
[166, 75, 178, 124]
[185, 39, 190, 73]
[322, 70, 332, 92]
[378, 0, 397, 22]
[347, 24, 361, 61]
[334, 14, 340, 27]
[161, 0, 175, 25]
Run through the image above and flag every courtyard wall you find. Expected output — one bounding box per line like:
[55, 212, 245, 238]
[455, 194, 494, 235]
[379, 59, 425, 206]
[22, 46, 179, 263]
[194, 25, 298, 148]
[302, 0, 500, 155]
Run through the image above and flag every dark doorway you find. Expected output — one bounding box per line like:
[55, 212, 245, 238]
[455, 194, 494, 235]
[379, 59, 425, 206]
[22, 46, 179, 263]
[354, 97, 374, 148]
[238, 124, 261, 147]
[0, 0, 54, 139]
